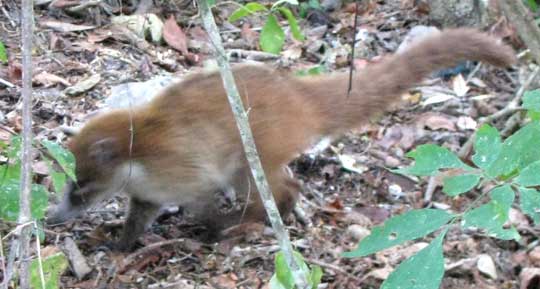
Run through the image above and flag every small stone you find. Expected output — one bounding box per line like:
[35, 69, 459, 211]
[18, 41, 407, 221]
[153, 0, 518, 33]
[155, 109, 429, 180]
[346, 224, 370, 241]
[477, 254, 497, 279]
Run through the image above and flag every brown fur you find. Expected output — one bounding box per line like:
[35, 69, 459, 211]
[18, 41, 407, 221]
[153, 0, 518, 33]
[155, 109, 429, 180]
[48, 29, 515, 251]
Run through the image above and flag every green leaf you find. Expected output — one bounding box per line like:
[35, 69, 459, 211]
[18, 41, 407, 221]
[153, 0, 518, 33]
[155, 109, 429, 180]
[0, 180, 49, 221]
[516, 160, 540, 187]
[206, 0, 216, 6]
[260, 14, 286, 54]
[527, 0, 538, 13]
[310, 266, 323, 289]
[278, 7, 305, 41]
[274, 251, 296, 289]
[41, 140, 76, 182]
[44, 159, 67, 194]
[486, 122, 540, 178]
[395, 144, 470, 176]
[381, 231, 447, 289]
[51, 172, 67, 195]
[0, 163, 21, 185]
[343, 209, 454, 257]
[30, 252, 69, 289]
[442, 174, 481, 196]
[295, 65, 327, 76]
[519, 187, 540, 224]
[472, 124, 502, 170]
[529, 110, 540, 121]
[271, 251, 317, 289]
[524, 89, 540, 111]
[228, 2, 268, 22]
[0, 41, 7, 64]
[463, 185, 520, 240]
[7, 135, 22, 159]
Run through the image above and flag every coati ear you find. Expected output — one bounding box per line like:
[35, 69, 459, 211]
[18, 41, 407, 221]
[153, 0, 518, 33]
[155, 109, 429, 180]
[89, 137, 120, 166]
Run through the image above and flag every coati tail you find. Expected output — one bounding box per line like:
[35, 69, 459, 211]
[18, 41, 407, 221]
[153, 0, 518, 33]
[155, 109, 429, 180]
[299, 28, 516, 135]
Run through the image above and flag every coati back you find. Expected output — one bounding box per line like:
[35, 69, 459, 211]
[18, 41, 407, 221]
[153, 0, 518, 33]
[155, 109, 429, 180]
[48, 29, 516, 251]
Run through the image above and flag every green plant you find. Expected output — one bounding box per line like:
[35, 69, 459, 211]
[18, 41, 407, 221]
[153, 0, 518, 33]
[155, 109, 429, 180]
[298, 0, 321, 18]
[0, 135, 76, 221]
[270, 250, 322, 289]
[0, 40, 7, 64]
[228, 1, 305, 54]
[525, 0, 538, 12]
[30, 252, 69, 289]
[342, 89, 540, 288]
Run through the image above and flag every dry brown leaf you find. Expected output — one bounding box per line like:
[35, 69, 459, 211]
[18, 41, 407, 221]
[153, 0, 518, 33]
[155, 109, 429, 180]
[41, 20, 95, 32]
[520, 267, 540, 289]
[163, 15, 189, 55]
[210, 274, 237, 289]
[240, 23, 258, 48]
[416, 112, 456, 131]
[33, 71, 71, 87]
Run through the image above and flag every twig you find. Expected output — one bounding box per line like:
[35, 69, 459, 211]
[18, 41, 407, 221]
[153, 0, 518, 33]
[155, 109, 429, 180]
[67, 0, 103, 13]
[227, 49, 279, 61]
[347, 0, 359, 97]
[0, 234, 6, 289]
[0, 77, 15, 88]
[197, 1, 310, 288]
[424, 176, 438, 202]
[498, 0, 540, 64]
[122, 238, 187, 267]
[34, 223, 46, 289]
[16, 0, 35, 287]
[305, 257, 363, 283]
[458, 66, 540, 158]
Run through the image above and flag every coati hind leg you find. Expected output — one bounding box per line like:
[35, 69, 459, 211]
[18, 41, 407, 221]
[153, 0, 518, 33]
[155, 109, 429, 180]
[193, 169, 301, 240]
[113, 197, 161, 251]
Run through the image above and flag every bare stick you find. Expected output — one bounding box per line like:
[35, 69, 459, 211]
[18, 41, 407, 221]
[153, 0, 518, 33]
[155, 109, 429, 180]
[197, 1, 310, 288]
[498, 0, 540, 64]
[17, 0, 35, 287]
[458, 66, 539, 158]
[305, 257, 362, 283]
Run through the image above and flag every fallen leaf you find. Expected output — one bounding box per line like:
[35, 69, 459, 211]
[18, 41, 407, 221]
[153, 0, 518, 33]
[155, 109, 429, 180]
[452, 74, 470, 97]
[338, 154, 369, 174]
[416, 112, 456, 131]
[240, 23, 258, 48]
[163, 15, 189, 55]
[64, 74, 101, 96]
[520, 267, 540, 289]
[41, 20, 95, 32]
[210, 274, 237, 289]
[456, 116, 477, 130]
[33, 71, 71, 87]
[111, 14, 163, 43]
[477, 254, 497, 279]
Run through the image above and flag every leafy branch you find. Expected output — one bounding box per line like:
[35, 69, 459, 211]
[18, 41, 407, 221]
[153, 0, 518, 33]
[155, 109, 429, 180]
[343, 91, 540, 289]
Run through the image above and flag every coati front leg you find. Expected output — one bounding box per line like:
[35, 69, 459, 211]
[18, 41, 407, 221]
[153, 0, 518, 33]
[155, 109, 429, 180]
[112, 197, 161, 251]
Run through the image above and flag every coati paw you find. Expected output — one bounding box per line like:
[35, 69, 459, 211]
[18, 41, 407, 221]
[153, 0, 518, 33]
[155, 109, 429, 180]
[102, 240, 136, 252]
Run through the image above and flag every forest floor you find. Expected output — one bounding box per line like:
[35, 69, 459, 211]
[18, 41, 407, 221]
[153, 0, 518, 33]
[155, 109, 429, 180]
[1, 0, 539, 288]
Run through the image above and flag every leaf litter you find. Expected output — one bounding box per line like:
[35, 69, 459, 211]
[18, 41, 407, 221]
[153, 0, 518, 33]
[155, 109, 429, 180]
[0, 0, 532, 288]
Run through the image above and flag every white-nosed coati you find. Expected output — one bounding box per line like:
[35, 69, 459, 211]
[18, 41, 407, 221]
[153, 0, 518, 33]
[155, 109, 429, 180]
[47, 29, 516, 251]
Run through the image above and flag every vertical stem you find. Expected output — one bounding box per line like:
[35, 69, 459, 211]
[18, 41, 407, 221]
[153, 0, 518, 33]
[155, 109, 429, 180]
[197, 1, 310, 288]
[18, 0, 35, 287]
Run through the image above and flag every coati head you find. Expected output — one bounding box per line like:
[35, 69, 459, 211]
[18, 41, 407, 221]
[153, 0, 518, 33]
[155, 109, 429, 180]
[47, 111, 131, 224]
